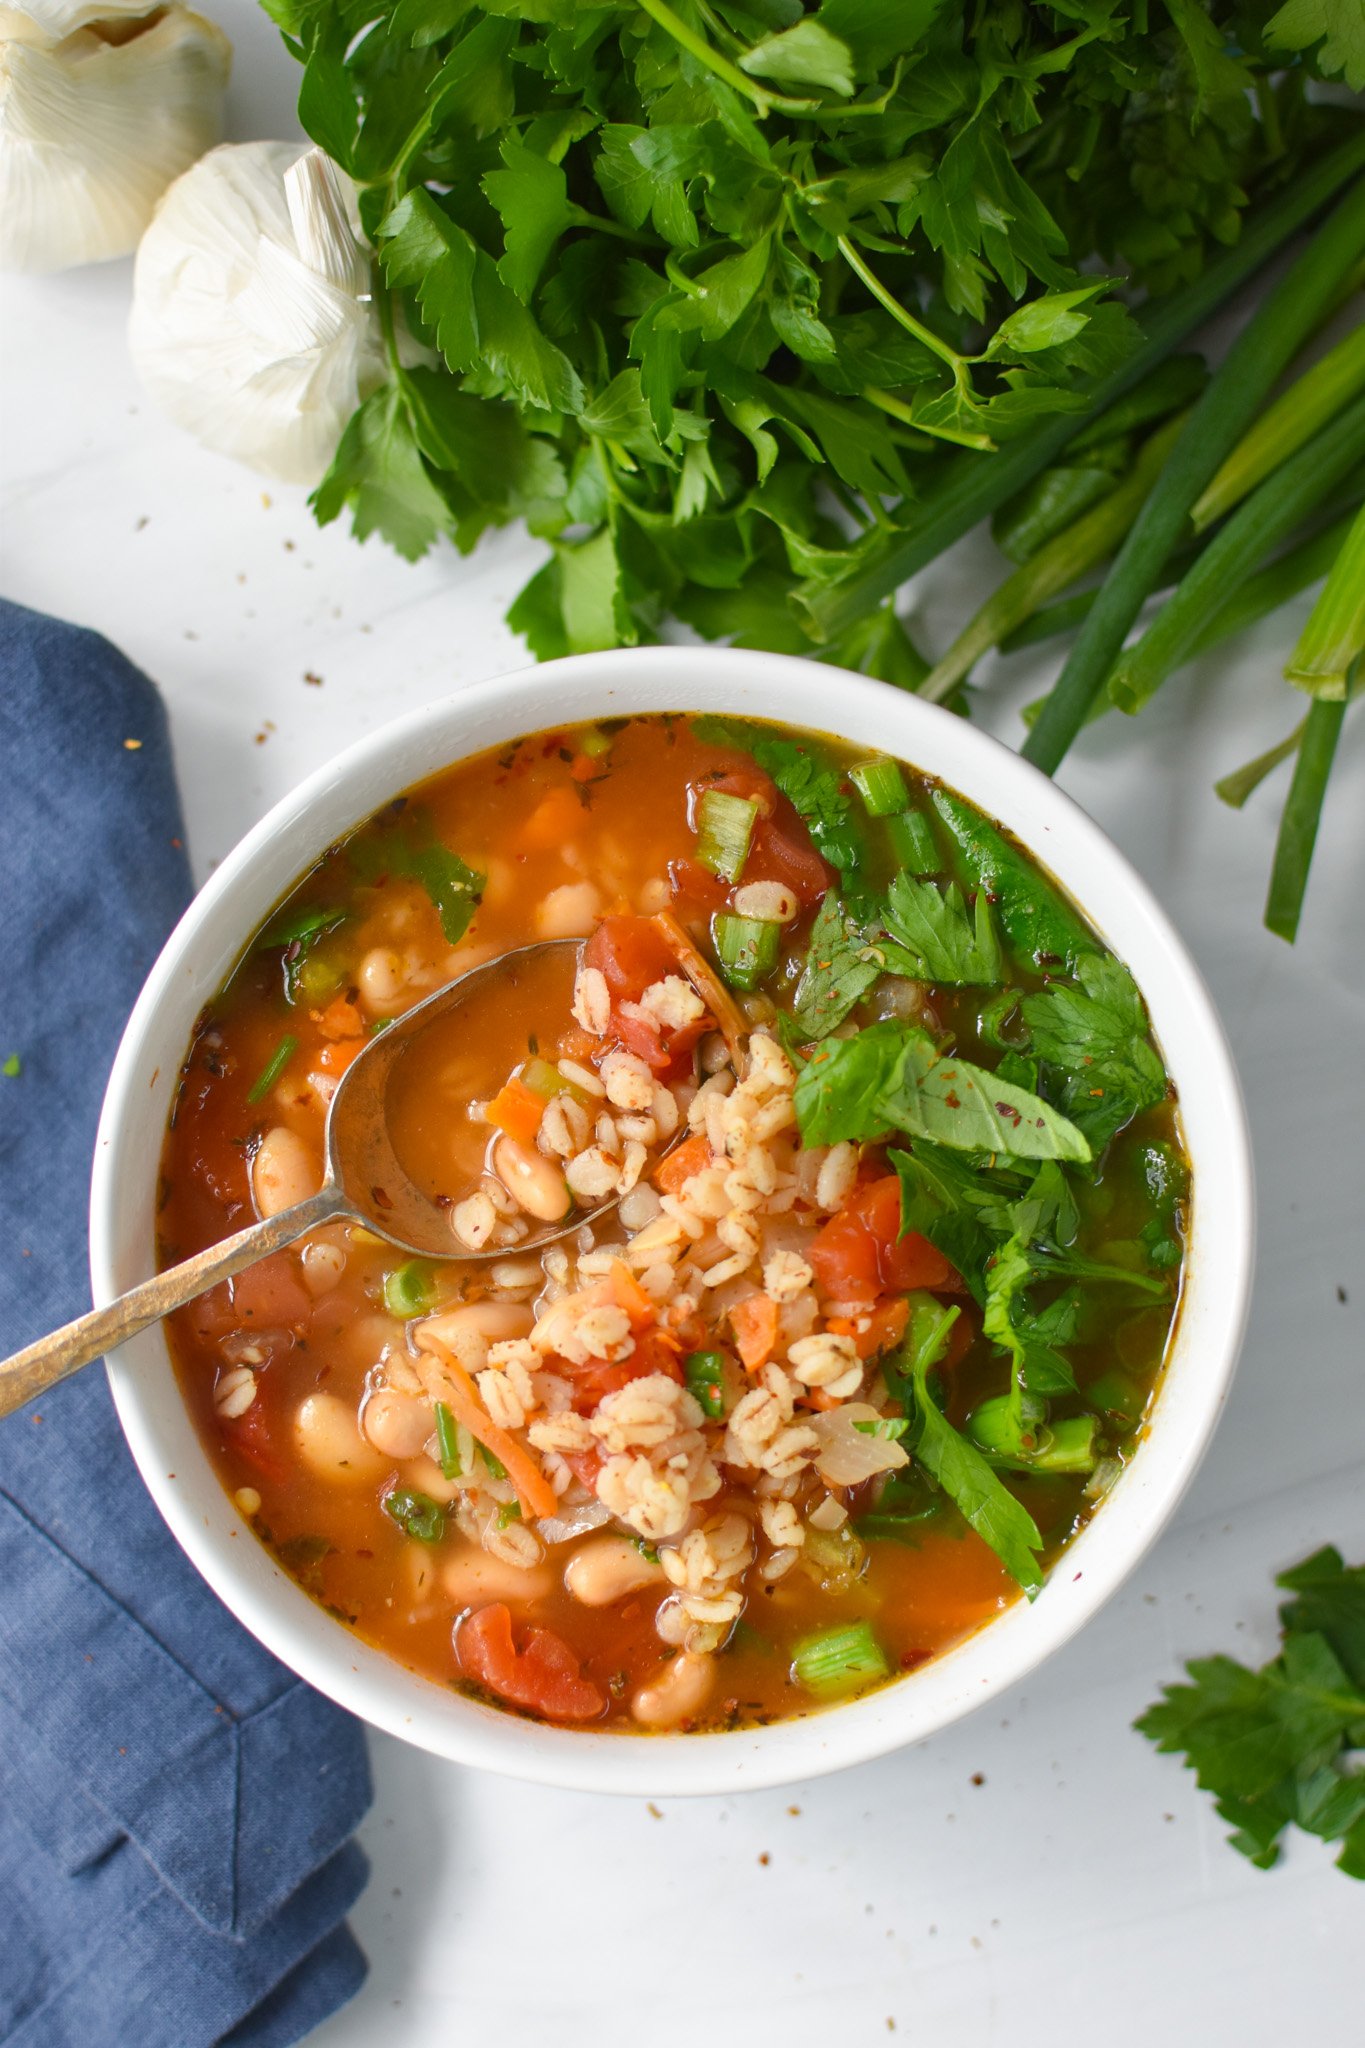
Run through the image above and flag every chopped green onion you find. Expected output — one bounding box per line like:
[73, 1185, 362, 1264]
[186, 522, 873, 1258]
[3, 1052, 22, 1078]
[852, 1416, 910, 1440]
[496, 1501, 523, 1530]
[578, 727, 613, 758]
[711, 911, 781, 992]
[290, 952, 346, 1008]
[684, 1350, 727, 1420]
[382, 1260, 438, 1319]
[1030, 1416, 1100, 1475]
[521, 1055, 589, 1104]
[479, 1444, 508, 1481]
[966, 1392, 1048, 1460]
[369, 1015, 395, 1035]
[791, 1620, 890, 1698]
[259, 904, 348, 950]
[885, 808, 939, 875]
[382, 1488, 446, 1544]
[695, 789, 758, 882]
[247, 1034, 298, 1104]
[434, 1400, 462, 1479]
[850, 758, 908, 817]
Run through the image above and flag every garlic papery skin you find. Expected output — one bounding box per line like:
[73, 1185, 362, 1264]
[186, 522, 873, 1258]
[0, 8, 232, 273]
[129, 143, 389, 488]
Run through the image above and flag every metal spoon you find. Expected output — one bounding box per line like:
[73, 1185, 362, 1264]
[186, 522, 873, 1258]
[0, 937, 610, 1421]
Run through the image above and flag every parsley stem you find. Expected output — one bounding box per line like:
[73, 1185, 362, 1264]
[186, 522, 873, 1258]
[864, 385, 988, 452]
[634, 0, 772, 115]
[835, 238, 966, 380]
[794, 133, 1365, 645]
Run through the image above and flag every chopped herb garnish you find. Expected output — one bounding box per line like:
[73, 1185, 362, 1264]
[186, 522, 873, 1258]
[2, 1053, 20, 1079]
[382, 1488, 446, 1545]
[434, 1400, 462, 1480]
[684, 1350, 727, 1421]
[247, 1034, 298, 1105]
[852, 1417, 910, 1441]
[478, 1444, 508, 1482]
[496, 1501, 523, 1530]
[351, 808, 485, 946]
[382, 1260, 438, 1320]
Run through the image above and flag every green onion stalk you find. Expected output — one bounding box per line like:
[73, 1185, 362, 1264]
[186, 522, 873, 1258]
[1190, 320, 1365, 534]
[1284, 501, 1365, 700]
[1264, 659, 1362, 943]
[917, 411, 1187, 706]
[1107, 394, 1365, 717]
[1024, 171, 1365, 773]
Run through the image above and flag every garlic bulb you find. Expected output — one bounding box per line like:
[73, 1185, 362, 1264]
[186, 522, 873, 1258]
[130, 142, 388, 487]
[0, 5, 231, 273]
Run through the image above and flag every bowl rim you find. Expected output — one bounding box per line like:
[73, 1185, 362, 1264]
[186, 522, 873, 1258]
[90, 646, 1254, 1796]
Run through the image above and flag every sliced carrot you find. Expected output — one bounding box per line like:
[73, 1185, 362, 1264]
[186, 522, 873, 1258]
[829, 1296, 910, 1362]
[315, 994, 364, 1040]
[416, 1334, 558, 1520]
[606, 1258, 656, 1330]
[728, 1293, 779, 1373]
[568, 753, 598, 783]
[485, 1075, 545, 1146]
[520, 783, 580, 851]
[655, 1131, 712, 1195]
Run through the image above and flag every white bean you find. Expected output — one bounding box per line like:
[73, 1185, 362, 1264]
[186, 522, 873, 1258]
[631, 1651, 715, 1729]
[251, 1126, 321, 1219]
[535, 881, 602, 939]
[419, 1301, 535, 1346]
[358, 945, 405, 1010]
[564, 1535, 666, 1607]
[293, 1391, 386, 1482]
[300, 1240, 346, 1296]
[442, 1545, 554, 1607]
[361, 1387, 433, 1460]
[494, 1135, 572, 1222]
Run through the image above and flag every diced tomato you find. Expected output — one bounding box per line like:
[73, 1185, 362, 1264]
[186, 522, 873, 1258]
[666, 856, 730, 919]
[746, 817, 831, 906]
[829, 1295, 910, 1362]
[564, 1325, 682, 1413]
[456, 1603, 606, 1722]
[690, 767, 777, 817]
[728, 1293, 779, 1372]
[807, 1176, 963, 1300]
[220, 1388, 290, 1484]
[228, 1254, 314, 1330]
[583, 916, 679, 1002]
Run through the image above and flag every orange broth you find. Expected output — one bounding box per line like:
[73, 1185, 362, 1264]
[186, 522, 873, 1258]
[160, 714, 1185, 1731]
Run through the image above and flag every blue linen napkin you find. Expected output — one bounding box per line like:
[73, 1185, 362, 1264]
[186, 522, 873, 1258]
[0, 600, 373, 2047]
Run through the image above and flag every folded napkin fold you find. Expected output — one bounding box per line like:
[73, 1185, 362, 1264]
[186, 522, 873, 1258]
[0, 600, 372, 2047]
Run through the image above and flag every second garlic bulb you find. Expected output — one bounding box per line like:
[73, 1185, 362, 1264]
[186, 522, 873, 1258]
[129, 141, 388, 487]
[0, 2, 232, 273]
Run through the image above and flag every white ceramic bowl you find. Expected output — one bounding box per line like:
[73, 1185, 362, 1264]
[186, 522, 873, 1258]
[90, 647, 1253, 1796]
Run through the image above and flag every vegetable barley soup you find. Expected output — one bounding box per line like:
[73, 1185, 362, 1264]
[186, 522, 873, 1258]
[161, 714, 1188, 1732]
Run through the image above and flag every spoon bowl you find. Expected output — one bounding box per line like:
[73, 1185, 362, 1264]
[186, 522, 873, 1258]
[0, 936, 615, 1415]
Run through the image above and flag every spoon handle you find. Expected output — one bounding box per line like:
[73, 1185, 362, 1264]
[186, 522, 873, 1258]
[0, 1188, 347, 1421]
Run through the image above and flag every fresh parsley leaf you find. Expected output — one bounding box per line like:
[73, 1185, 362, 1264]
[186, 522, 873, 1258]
[797, 1022, 1092, 1162]
[1136, 1547, 1365, 1878]
[1266, 0, 1365, 92]
[311, 383, 452, 562]
[889, 1294, 1046, 1595]
[792, 891, 880, 1038]
[1021, 954, 1168, 1149]
[881, 873, 1002, 986]
[351, 808, 485, 945]
[482, 135, 576, 301]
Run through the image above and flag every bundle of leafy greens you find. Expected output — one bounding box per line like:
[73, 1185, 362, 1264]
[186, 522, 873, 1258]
[1138, 1547, 1365, 1879]
[266, 2, 1352, 639]
[265, 1, 1363, 934]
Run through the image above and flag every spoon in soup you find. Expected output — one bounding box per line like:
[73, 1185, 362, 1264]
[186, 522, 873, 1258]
[0, 915, 747, 1420]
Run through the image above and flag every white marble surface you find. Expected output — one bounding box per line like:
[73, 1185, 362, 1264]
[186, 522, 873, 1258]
[3, 8, 1363, 2042]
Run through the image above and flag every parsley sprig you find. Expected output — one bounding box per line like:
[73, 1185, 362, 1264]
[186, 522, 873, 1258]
[1137, 1548, 1365, 1879]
